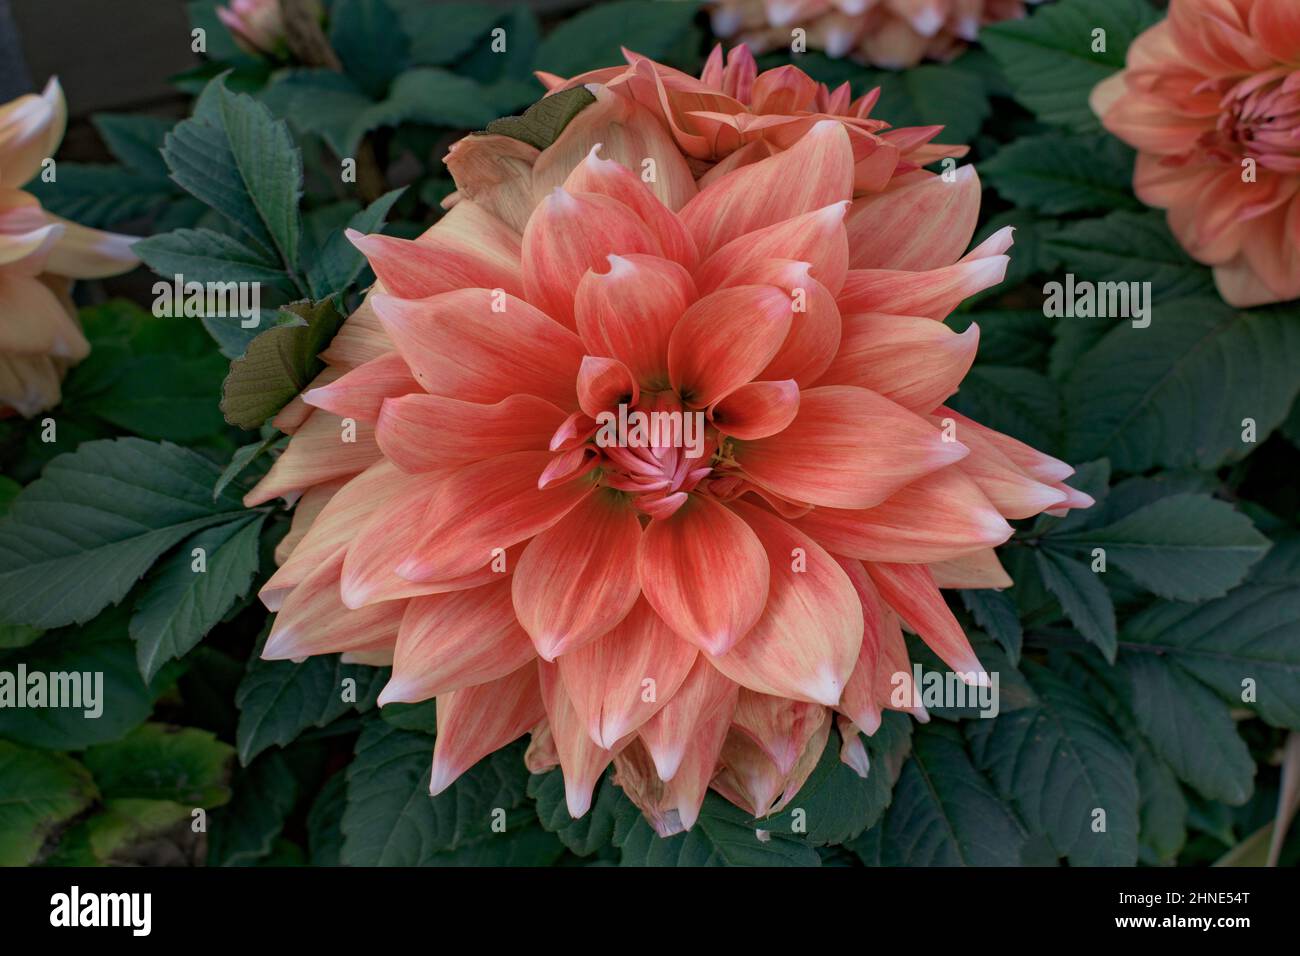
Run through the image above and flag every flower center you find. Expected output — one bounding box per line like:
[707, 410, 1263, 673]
[1198, 69, 1300, 168]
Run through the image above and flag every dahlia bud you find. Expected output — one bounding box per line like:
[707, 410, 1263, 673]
[217, 0, 321, 58]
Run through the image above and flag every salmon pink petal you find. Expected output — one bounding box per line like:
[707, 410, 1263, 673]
[667, 284, 793, 407]
[430, 663, 545, 795]
[576, 355, 639, 419]
[838, 717, 870, 777]
[732, 690, 829, 776]
[557, 597, 697, 748]
[866, 562, 986, 680]
[637, 494, 770, 655]
[817, 312, 978, 413]
[793, 465, 1012, 563]
[243, 410, 381, 506]
[638, 656, 739, 780]
[303, 351, 421, 423]
[705, 501, 861, 706]
[928, 548, 1013, 590]
[574, 253, 696, 388]
[338, 472, 452, 608]
[563, 146, 698, 269]
[382, 577, 536, 703]
[680, 119, 855, 258]
[956, 447, 1069, 520]
[836, 253, 1011, 321]
[540, 661, 625, 818]
[844, 166, 981, 271]
[695, 202, 850, 295]
[346, 224, 523, 301]
[371, 288, 584, 409]
[1249, 0, 1300, 63]
[734, 385, 968, 510]
[375, 392, 566, 473]
[512, 487, 642, 660]
[521, 187, 660, 330]
[262, 551, 404, 659]
[935, 406, 1075, 482]
[709, 379, 799, 440]
[399, 450, 597, 583]
[442, 134, 540, 234]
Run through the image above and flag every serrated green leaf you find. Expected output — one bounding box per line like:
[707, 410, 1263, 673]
[1050, 493, 1269, 601]
[615, 793, 822, 867]
[135, 227, 293, 289]
[206, 750, 298, 866]
[1035, 547, 1117, 659]
[398, 1, 505, 67]
[0, 740, 98, 865]
[851, 722, 1024, 866]
[960, 588, 1024, 663]
[982, 0, 1160, 131]
[862, 64, 991, 146]
[25, 164, 174, 228]
[82, 723, 236, 806]
[219, 298, 344, 429]
[367, 68, 508, 132]
[260, 69, 375, 156]
[534, 0, 700, 76]
[968, 662, 1139, 865]
[529, 768, 642, 857]
[306, 187, 405, 299]
[1118, 655, 1254, 805]
[0, 439, 248, 629]
[483, 85, 596, 151]
[306, 771, 347, 866]
[981, 131, 1138, 214]
[235, 652, 385, 764]
[130, 515, 265, 681]
[92, 113, 173, 177]
[1063, 298, 1300, 472]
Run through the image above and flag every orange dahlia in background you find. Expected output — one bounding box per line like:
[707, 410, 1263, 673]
[246, 55, 1091, 833]
[0, 79, 137, 417]
[1092, 0, 1300, 307]
[707, 0, 1042, 70]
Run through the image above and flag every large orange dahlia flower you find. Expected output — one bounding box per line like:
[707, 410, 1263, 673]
[707, 0, 1041, 70]
[0, 79, 137, 416]
[1092, 0, 1300, 307]
[247, 64, 1090, 832]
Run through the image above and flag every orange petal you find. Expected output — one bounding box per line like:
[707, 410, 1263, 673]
[376, 392, 565, 473]
[540, 660, 626, 817]
[667, 284, 793, 407]
[696, 202, 850, 295]
[262, 551, 404, 659]
[709, 379, 799, 440]
[732, 690, 829, 776]
[430, 663, 545, 795]
[242, 409, 381, 506]
[638, 656, 739, 780]
[844, 166, 981, 271]
[303, 351, 420, 423]
[865, 561, 986, 679]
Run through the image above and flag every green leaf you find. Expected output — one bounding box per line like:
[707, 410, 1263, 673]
[235, 652, 385, 764]
[1118, 655, 1254, 805]
[330, 0, 410, 98]
[1121, 537, 1300, 729]
[948, 309, 1052, 369]
[949, 365, 1063, 455]
[615, 793, 822, 867]
[0, 476, 20, 515]
[220, 298, 344, 429]
[0, 439, 248, 629]
[206, 750, 298, 866]
[45, 799, 194, 866]
[851, 722, 1025, 866]
[1035, 547, 1117, 659]
[212, 432, 285, 501]
[261, 69, 375, 156]
[306, 772, 348, 865]
[968, 662, 1139, 865]
[25, 164, 174, 228]
[529, 769, 641, 857]
[135, 227, 293, 289]
[398, 1, 505, 66]
[0, 741, 97, 865]
[982, 0, 1160, 131]
[1045, 210, 1215, 306]
[960, 588, 1024, 662]
[0, 624, 42, 650]
[82, 723, 236, 806]
[981, 131, 1138, 214]
[534, 0, 700, 76]
[1064, 298, 1300, 472]
[483, 85, 597, 151]
[92, 113, 173, 177]
[0, 606, 176, 749]
[340, 722, 552, 865]
[306, 188, 405, 299]
[130, 515, 265, 681]
[862, 64, 991, 145]
[1049, 493, 1269, 601]
[366, 68, 510, 132]
[1132, 738, 1187, 865]
[81, 352, 230, 443]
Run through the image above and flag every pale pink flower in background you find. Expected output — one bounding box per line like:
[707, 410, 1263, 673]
[248, 58, 1090, 833]
[708, 0, 1042, 70]
[0, 79, 137, 417]
[1092, 0, 1300, 307]
[217, 0, 319, 57]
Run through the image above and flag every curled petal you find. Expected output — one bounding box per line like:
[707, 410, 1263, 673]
[376, 392, 566, 473]
[709, 379, 800, 440]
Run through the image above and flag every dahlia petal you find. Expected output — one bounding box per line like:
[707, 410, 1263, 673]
[338, 472, 452, 608]
[713, 711, 831, 818]
[817, 312, 978, 413]
[956, 446, 1069, 520]
[521, 188, 661, 330]
[667, 284, 793, 407]
[732, 690, 829, 776]
[844, 166, 981, 270]
[430, 663, 545, 795]
[346, 222, 523, 301]
[371, 288, 584, 409]
[318, 290, 393, 369]
[540, 661, 625, 818]
[680, 119, 855, 258]
[637, 494, 770, 655]
[442, 133, 540, 234]
[262, 551, 404, 660]
[1249, 0, 1300, 64]
[734, 385, 968, 510]
[0, 272, 88, 359]
[695, 202, 850, 295]
[303, 351, 420, 424]
[576, 355, 639, 419]
[709, 379, 800, 440]
[375, 392, 566, 473]
[793, 465, 1012, 564]
[837, 716, 871, 778]
[563, 146, 698, 270]
[928, 548, 1014, 590]
[399, 450, 597, 583]
[638, 656, 739, 780]
[574, 253, 697, 388]
[934, 406, 1075, 482]
[557, 597, 697, 748]
[512, 488, 643, 660]
[866, 562, 986, 681]
[273, 478, 345, 569]
[835, 253, 1010, 321]
[0, 77, 66, 189]
[705, 501, 862, 706]
[243, 409, 381, 506]
[382, 577, 536, 703]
